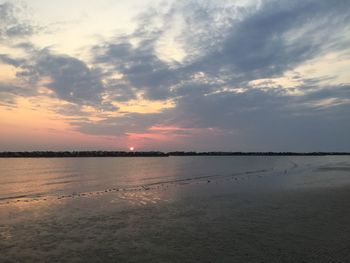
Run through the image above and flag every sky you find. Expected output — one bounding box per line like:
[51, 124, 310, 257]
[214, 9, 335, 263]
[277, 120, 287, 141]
[0, 0, 349, 152]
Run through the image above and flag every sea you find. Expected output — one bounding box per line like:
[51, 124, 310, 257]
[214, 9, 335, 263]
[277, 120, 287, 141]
[1, 156, 350, 262]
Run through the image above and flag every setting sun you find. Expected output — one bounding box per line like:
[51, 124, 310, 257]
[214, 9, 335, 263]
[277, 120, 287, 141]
[129, 147, 134, 151]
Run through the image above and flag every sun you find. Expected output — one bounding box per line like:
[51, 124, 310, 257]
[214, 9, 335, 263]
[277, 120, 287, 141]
[129, 147, 134, 151]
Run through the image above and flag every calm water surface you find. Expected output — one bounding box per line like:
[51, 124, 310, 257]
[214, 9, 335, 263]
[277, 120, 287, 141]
[1, 156, 350, 263]
[0, 156, 349, 202]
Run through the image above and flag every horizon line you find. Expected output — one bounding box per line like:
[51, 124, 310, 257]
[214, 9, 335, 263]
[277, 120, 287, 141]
[1, 151, 350, 158]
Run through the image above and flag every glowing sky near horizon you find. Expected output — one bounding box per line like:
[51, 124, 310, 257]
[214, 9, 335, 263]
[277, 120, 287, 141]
[0, 0, 350, 151]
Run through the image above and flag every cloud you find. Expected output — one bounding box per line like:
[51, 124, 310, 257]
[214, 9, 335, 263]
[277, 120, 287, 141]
[34, 50, 104, 105]
[1, 0, 350, 150]
[0, 2, 37, 42]
[0, 81, 37, 106]
[0, 2, 112, 111]
[92, 0, 350, 101]
[85, 0, 350, 150]
[0, 54, 25, 67]
[0, 90, 16, 106]
[71, 112, 163, 137]
[7, 47, 118, 111]
[183, 0, 350, 81]
[73, 0, 350, 150]
[1, 47, 118, 112]
[94, 40, 181, 100]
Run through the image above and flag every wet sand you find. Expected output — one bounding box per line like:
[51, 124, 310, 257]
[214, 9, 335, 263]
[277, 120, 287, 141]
[0, 158, 350, 262]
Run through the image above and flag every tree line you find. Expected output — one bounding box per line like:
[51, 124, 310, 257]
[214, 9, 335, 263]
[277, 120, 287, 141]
[0, 151, 349, 158]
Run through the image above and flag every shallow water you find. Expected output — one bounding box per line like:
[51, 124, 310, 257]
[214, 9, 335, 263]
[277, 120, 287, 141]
[0, 156, 350, 262]
[0, 156, 278, 201]
[0, 155, 347, 202]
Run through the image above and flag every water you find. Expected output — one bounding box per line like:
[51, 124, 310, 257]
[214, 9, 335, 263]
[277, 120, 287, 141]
[0, 156, 280, 201]
[1, 156, 350, 262]
[0, 156, 348, 202]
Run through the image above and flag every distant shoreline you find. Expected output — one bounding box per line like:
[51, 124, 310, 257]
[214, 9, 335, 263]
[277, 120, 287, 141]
[0, 151, 349, 158]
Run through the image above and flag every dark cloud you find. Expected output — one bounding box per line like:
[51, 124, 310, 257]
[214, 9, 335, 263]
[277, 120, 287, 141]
[51, 103, 91, 117]
[92, 0, 350, 101]
[14, 48, 119, 111]
[73, 0, 350, 150]
[301, 85, 350, 102]
[0, 82, 37, 105]
[35, 50, 104, 105]
[94, 40, 181, 100]
[184, 0, 350, 81]
[1, 0, 350, 151]
[169, 84, 350, 151]
[0, 2, 36, 41]
[0, 54, 25, 67]
[1, 48, 118, 111]
[105, 83, 137, 102]
[0, 91, 16, 106]
[71, 112, 164, 137]
[68, 82, 350, 151]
